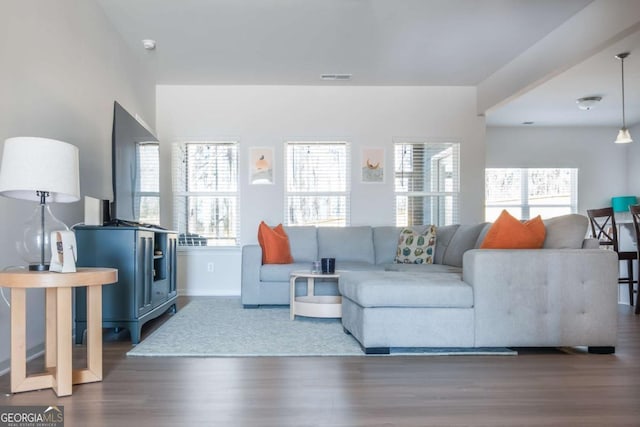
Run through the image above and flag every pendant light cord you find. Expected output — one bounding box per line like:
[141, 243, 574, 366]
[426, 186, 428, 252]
[621, 55, 627, 129]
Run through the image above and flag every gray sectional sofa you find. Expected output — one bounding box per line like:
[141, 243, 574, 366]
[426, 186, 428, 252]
[241, 215, 618, 354]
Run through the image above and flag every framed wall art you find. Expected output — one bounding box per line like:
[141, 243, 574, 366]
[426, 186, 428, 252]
[361, 147, 384, 183]
[249, 147, 274, 184]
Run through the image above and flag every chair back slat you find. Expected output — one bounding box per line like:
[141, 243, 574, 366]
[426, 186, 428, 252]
[587, 207, 619, 252]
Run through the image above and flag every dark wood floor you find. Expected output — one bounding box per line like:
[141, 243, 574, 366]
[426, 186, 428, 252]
[1, 296, 639, 427]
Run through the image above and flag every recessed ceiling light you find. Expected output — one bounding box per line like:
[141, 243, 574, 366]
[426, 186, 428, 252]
[576, 96, 602, 110]
[142, 39, 156, 50]
[321, 74, 352, 81]
[522, 121, 535, 125]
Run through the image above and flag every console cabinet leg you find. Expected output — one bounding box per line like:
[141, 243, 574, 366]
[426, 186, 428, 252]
[588, 346, 615, 354]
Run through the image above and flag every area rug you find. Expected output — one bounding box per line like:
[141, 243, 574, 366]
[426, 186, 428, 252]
[127, 297, 516, 357]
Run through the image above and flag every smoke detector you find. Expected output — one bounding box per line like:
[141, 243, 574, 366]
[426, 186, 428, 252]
[142, 39, 156, 50]
[576, 96, 602, 110]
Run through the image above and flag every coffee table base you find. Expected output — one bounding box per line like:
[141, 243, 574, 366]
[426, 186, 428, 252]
[294, 295, 342, 318]
[289, 272, 341, 320]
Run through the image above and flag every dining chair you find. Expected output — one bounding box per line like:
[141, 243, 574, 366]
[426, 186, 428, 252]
[587, 207, 637, 309]
[627, 205, 640, 314]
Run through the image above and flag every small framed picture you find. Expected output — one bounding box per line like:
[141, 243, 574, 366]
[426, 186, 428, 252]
[249, 147, 274, 184]
[361, 147, 384, 183]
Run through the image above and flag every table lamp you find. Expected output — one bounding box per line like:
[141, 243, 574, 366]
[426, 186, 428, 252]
[0, 137, 80, 270]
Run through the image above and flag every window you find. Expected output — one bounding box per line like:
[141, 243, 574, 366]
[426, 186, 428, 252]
[172, 141, 239, 246]
[485, 168, 578, 221]
[394, 142, 460, 226]
[285, 141, 350, 226]
[136, 142, 160, 225]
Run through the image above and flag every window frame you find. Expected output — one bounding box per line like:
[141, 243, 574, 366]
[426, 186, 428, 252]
[484, 168, 578, 221]
[284, 140, 351, 227]
[393, 141, 460, 227]
[136, 142, 160, 225]
[172, 140, 240, 247]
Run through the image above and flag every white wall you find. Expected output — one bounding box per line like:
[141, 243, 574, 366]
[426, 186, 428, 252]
[177, 248, 241, 296]
[0, 0, 156, 372]
[157, 85, 486, 295]
[486, 126, 629, 213]
[625, 122, 640, 196]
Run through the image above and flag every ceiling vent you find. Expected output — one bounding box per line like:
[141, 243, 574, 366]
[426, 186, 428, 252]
[321, 74, 352, 81]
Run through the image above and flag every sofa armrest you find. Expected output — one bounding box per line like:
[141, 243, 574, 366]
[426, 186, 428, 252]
[463, 249, 618, 347]
[241, 244, 262, 306]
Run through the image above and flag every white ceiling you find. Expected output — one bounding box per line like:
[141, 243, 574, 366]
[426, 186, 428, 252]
[96, 0, 640, 128]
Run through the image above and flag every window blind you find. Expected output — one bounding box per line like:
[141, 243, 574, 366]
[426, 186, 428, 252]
[136, 142, 160, 224]
[394, 142, 460, 226]
[485, 168, 578, 221]
[172, 141, 239, 246]
[285, 141, 350, 226]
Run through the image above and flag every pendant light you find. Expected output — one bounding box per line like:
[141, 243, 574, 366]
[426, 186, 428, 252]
[614, 52, 633, 144]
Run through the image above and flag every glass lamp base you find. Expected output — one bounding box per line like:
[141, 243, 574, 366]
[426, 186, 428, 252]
[19, 203, 69, 269]
[29, 263, 49, 271]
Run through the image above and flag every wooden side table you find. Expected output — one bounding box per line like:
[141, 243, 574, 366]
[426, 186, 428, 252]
[289, 270, 341, 320]
[0, 267, 117, 396]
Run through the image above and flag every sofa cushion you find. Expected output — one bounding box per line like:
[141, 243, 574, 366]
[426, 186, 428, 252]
[258, 222, 293, 264]
[433, 224, 459, 265]
[339, 271, 472, 308]
[260, 262, 314, 282]
[283, 226, 318, 262]
[543, 214, 588, 249]
[474, 223, 492, 248]
[394, 226, 436, 264]
[480, 210, 546, 249]
[337, 261, 386, 272]
[318, 226, 375, 264]
[442, 223, 490, 267]
[373, 226, 402, 264]
[384, 263, 462, 274]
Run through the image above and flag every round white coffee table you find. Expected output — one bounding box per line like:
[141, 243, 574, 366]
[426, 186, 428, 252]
[289, 270, 341, 320]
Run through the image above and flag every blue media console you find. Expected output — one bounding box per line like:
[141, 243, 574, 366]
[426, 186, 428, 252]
[74, 225, 178, 344]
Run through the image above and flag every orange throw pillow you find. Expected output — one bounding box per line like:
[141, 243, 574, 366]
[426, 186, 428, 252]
[257, 221, 294, 264]
[480, 210, 546, 249]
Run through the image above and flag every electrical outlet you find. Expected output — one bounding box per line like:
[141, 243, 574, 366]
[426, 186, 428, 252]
[207, 262, 214, 272]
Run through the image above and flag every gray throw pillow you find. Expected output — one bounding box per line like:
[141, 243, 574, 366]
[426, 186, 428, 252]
[542, 214, 588, 249]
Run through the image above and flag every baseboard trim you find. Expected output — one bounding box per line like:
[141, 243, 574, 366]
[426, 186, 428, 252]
[177, 289, 240, 297]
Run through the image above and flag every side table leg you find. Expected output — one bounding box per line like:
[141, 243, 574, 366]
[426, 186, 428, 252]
[45, 288, 57, 369]
[86, 285, 103, 381]
[290, 276, 296, 320]
[53, 287, 72, 397]
[10, 288, 27, 393]
[307, 277, 315, 297]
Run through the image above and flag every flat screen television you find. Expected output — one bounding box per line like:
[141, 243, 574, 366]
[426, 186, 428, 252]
[110, 101, 159, 226]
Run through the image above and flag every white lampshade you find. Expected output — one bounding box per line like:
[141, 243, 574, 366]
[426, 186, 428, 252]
[614, 128, 633, 144]
[0, 137, 80, 202]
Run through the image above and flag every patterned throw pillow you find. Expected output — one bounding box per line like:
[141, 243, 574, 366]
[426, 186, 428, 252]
[394, 226, 436, 264]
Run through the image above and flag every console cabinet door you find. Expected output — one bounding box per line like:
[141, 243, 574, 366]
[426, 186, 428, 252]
[136, 231, 154, 316]
[168, 233, 178, 298]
